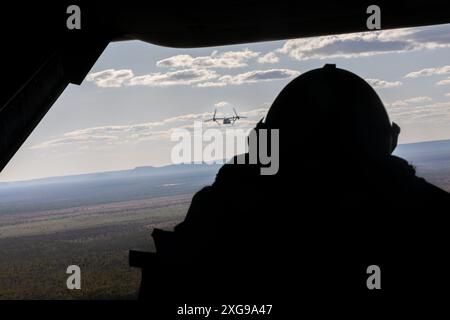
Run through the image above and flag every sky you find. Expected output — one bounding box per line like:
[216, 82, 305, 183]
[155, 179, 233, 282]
[3, 23, 450, 182]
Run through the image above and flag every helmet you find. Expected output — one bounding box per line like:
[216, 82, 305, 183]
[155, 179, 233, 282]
[262, 64, 399, 162]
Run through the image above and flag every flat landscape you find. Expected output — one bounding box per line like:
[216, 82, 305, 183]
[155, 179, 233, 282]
[0, 140, 450, 299]
[0, 164, 219, 299]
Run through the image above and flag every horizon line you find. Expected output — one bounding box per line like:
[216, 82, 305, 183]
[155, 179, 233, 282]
[1, 137, 450, 184]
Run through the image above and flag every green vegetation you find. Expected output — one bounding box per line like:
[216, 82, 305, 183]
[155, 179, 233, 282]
[0, 197, 190, 299]
[0, 148, 449, 300]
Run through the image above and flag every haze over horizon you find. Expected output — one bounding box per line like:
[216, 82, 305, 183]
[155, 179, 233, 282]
[0, 138, 448, 184]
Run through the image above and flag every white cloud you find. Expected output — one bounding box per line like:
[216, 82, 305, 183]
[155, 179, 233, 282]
[85, 69, 134, 88]
[156, 49, 260, 69]
[86, 68, 299, 88]
[197, 81, 227, 88]
[214, 101, 230, 108]
[388, 96, 432, 107]
[403, 96, 433, 103]
[390, 101, 408, 107]
[365, 78, 402, 89]
[31, 135, 120, 150]
[275, 24, 450, 61]
[387, 101, 450, 124]
[221, 69, 300, 84]
[437, 77, 450, 86]
[404, 65, 450, 78]
[258, 52, 279, 64]
[30, 108, 269, 149]
[127, 69, 219, 87]
[198, 69, 300, 87]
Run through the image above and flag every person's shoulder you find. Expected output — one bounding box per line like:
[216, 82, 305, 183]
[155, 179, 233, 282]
[410, 175, 450, 200]
[388, 155, 450, 201]
[385, 155, 416, 177]
[214, 154, 261, 185]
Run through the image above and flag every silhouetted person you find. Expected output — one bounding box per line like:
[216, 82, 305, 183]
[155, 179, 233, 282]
[132, 64, 450, 310]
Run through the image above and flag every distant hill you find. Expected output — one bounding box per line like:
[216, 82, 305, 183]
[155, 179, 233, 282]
[0, 163, 222, 189]
[1, 139, 450, 214]
[395, 139, 450, 170]
[2, 138, 450, 188]
[0, 163, 222, 214]
[395, 139, 450, 191]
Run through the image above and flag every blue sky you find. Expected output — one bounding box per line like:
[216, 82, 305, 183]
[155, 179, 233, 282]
[2, 24, 450, 182]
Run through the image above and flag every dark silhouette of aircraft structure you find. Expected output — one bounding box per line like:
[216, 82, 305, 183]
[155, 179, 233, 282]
[2, 1, 450, 315]
[205, 108, 247, 125]
[2, 1, 450, 172]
